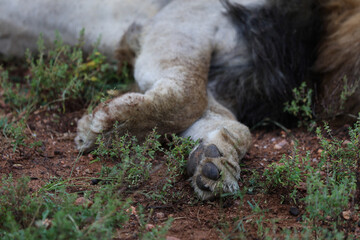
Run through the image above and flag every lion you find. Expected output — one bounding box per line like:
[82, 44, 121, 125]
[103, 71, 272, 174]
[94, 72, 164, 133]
[0, 0, 359, 200]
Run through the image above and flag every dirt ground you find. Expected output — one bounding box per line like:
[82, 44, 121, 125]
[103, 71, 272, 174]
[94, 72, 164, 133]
[1, 100, 356, 239]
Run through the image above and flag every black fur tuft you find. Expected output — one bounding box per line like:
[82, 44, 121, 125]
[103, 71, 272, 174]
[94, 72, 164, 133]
[211, 0, 322, 126]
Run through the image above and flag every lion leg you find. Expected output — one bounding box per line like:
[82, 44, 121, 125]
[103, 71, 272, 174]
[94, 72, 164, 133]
[181, 94, 251, 200]
[75, 81, 208, 152]
[75, 34, 211, 151]
[76, 1, 222, 152]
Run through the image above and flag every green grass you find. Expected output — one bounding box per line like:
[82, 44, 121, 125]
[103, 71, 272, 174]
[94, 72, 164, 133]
[92, 126, 197, 202]
[263, 143, 309, 203]
[220, 117, 360, 239]
[284, 81, 316, 130]
[92, 127, 162, 188]
[0, 126, 196, 239]
[0, 117, 42, 152]
[0, 175, 131, 239]
[1, 30, 133, 115]
[0, 174, 176, 240]
[0, 30, 132, 151]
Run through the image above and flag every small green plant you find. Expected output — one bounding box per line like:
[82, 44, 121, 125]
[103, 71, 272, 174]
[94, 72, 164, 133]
[304, 171, 355, 225]
[93, 127, 162, 188]
[0, 68, 29, 112]
[0, 118, 27, 151]
[284, 81, 316, 130]
[92, 126, 197, 202]
[326, 75, 360, 117]
[263, 144, 310, 203]
[339, 76, 358, 111]
[25, 31, 131, 110]
[144, 134, 197, 202]
[136, 205, 173, 240]
[316, 121, 359, 181]
[220, 118, 360, 239]
[218, 199, 274, 239]
[301, 119, 359, 237]
[1, 31, 133, 114]
[0, 117, 41, 152]
[162, 134, 198, 191]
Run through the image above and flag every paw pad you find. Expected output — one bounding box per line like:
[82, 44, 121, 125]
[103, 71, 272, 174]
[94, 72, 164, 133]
[188, 142, 242, 200]
[204, 144, 222, 158]
[202, 162, 220, 180]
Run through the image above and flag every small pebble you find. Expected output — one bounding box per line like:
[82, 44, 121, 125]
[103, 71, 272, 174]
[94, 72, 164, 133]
[166, 237, 181, 240]
[91, 179, 101, 185]
[35, 218, 52, 229]
[280, 131, 286, 138]
[127, 206, 137, 215]
[145, 224, 155, 231]
[74, 197, 93, 208]
[54, 150, 62, 155]
[13, 164, 23, 168]
[342, 140, 351, 148]
[156, 212, 165, 219]
[289, 206, 300, 216]
[274, 140, 288, 150]
[342, 210, 351, 220]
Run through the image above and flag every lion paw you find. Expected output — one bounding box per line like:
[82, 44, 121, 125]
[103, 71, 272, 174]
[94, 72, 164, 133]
[75, 114, 99, 153]
[187, 142, 241, 200]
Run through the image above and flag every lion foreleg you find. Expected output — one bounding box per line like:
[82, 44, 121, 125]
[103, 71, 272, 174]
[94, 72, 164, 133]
[75, 60, 210, 152]
[181, 94, 251, 200]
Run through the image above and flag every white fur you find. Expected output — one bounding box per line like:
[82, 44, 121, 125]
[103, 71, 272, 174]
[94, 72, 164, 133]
[0, 0, 170, 59]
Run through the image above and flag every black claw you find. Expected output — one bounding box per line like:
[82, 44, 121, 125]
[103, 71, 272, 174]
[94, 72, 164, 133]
[204, 144, 222, 158]
[202, 162, 220, 180]
[196, 175, 211, 191]
[187, 143, 204, 176]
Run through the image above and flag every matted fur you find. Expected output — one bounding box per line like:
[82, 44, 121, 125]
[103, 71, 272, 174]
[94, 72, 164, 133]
[315, 0, 360, 120]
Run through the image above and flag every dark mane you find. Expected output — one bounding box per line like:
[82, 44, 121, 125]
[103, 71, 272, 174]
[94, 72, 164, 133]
[210, 0, 323, 126]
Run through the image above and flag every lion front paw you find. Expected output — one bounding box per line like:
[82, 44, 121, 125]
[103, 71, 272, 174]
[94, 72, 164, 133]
[75, 114, 99, 153]
[187, 142, 241, 200]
